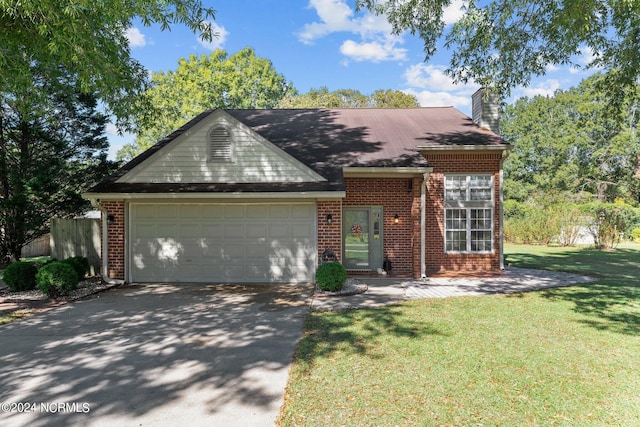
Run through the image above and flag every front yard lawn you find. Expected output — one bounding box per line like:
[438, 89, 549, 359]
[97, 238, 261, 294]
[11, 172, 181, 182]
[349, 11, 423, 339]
[278, 244, 640, 426]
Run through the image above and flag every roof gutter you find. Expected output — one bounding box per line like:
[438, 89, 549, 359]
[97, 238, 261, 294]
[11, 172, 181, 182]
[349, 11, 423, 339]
[82, 191, 346, 201]
[343, 167, 432, 178]
[417, 145, 510, 152]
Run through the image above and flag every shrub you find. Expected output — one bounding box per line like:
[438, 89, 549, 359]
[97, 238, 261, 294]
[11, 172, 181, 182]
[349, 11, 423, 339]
[36, 261, 79, 298]
[315, 262, 347, 292]
[580, 203, 637, 249]
[3, 261, 38, 292]
[62, 256, 89, 280]
[632, 228, 640, 243]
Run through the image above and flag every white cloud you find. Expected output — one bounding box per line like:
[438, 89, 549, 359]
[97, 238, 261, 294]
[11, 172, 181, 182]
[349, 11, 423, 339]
[401, 62, 478, 115]
[340, 38, 407, 62]
[404, 88, 472, 111]
[404, 64, 457, 90]
[516, 79, 561, 98]
[298, 0, 403, 62]
[577, 46, 596, 66]
[298, 0, 355, 42]
[443, 0, 467, 25]
[403, 63, 477, 95]
[198, 21, 229, 50]
[125, 27, 147, 48]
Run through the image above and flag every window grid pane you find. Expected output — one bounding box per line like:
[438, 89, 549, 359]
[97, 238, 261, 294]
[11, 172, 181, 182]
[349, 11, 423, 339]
[445, 176, 466, 201]
[446, 231, 467, 252]
[444, 173, 494, 252]
[445, 209, 467, 230]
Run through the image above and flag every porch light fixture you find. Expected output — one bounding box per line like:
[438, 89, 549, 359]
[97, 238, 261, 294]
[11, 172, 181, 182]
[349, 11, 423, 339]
[326, 213, 333, 224]
[107, 214, 115, 225]
[394, 214, 399, 224]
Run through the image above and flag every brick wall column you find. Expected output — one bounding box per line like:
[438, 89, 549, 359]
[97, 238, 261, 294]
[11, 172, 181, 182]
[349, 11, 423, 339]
[317, 200, 342, 263]
[101, 201, 125, 280]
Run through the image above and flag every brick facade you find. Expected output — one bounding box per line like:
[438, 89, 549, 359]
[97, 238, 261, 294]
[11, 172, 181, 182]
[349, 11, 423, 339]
[422, 151, 504, 276]
[101, 201, 125, 280]
[103, 154, 504, 281]
[317, 200, 343, 263]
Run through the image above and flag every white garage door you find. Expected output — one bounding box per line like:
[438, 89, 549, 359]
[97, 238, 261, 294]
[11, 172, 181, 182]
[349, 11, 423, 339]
[129, 203, 317, 283]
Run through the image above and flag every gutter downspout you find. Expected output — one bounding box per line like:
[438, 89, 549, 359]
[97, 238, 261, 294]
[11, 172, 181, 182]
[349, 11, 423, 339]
[499, 149, 511, 270]
[90, 199, 126, 285]
[421, 172, 428, 280]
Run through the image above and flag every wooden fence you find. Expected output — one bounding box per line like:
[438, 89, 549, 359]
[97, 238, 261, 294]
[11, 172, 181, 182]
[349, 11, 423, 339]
[21, 234, 51, 258]
[50, 218, 101, 276]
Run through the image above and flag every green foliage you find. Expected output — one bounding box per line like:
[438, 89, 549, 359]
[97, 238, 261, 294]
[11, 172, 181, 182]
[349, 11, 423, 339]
[61, 256, 89, 280]
[3, 261, 37, 291]
[36, 261, 79, 298]
[504, 199, 591, 246]
[0, 0, 216, 128]
[580, 203, 640, 249]
[276, 87, 419, 109]
[118, 48, 293, 160]
[357, 0, 640, 108]
[315, 262, 347, 292]
[502, 73, 640, 203]
[0, 66, 117, 261]
[632, 228, 640, 242]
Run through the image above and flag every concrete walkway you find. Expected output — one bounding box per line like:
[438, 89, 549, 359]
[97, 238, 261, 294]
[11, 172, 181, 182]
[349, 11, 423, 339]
[311, 267, 597, 311]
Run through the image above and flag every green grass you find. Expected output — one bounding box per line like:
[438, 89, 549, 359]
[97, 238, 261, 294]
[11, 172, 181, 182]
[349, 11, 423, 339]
[278, 243, 640, 426]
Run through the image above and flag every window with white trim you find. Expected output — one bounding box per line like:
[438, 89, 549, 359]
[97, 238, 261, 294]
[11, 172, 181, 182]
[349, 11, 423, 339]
[444, 174, 494, 253]
[208, 126, 232, 162]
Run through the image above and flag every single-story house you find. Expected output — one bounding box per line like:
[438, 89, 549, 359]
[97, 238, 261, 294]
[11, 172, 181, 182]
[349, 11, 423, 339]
[84, 89, 510, 283]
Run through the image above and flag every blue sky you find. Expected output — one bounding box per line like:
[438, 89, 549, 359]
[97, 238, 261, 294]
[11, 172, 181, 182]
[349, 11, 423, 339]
[107, 0, 596, 158]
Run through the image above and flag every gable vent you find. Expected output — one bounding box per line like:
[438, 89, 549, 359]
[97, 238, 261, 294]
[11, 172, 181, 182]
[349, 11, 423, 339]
[208, 126, 232, 162]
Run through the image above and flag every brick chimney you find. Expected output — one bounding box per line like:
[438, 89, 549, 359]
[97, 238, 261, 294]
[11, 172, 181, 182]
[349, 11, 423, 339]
[472, 88, 500, 135]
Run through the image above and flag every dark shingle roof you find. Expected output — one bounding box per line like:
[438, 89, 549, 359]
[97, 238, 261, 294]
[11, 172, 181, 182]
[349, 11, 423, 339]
[88, 107, 508, 194]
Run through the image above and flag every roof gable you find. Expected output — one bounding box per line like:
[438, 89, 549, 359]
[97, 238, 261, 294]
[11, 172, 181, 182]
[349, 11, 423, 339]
[117, 109, 326, 184]
[86, 107, 509, 196]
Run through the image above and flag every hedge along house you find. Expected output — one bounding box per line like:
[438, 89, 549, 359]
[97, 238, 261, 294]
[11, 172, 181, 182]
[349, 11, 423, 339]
[84, 89, 509, 284]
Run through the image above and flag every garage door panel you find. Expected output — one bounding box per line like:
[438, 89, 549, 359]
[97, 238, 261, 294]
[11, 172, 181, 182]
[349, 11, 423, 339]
[246, 244, 267, 258]
[130, 203, 316, 283]
[202, 205, 224, 218]
[292, 224, 313, 236]
[179, 205, 201, 218]
[291, 204, 314, 218]
[269, 224, 289, 238]
[247, 205, 268, 218]
[202, 224, 223, 237]
[246, 224, 266, 238]
[269, 205, 289, 218]
[224, 205, 244, 218]
[156, 205, 178, 218]
[224, 224, 244, 238]
[179, 224, 200, 238]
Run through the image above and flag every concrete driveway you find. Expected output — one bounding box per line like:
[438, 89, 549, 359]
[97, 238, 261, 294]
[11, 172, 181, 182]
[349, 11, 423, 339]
[0, 283, 314, 427]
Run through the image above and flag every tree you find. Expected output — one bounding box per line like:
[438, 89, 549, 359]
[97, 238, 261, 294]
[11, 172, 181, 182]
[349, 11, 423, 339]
[276, 87, 419, 108]
[117, 47, 293, 160]
[357, 0, 640, 107]
[502, 73, 640, 203]
[0, 66, 116, 261]
[0, 0, 215, 128]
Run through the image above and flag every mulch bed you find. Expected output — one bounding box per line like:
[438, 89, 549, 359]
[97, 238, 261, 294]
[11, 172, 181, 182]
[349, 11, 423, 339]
[0, 277, 119, 319]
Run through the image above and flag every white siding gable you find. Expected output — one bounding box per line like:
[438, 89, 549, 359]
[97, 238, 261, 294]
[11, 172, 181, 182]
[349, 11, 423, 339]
[117, 110, 326, 184]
